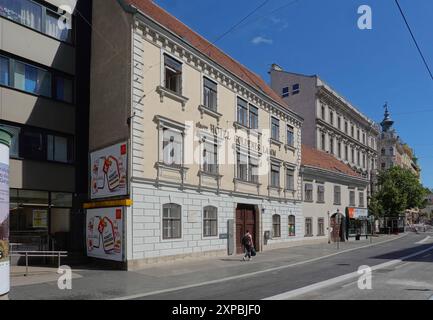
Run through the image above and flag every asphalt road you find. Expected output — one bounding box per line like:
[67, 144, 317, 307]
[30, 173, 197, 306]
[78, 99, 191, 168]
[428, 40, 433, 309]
[9, 232, 433, 300]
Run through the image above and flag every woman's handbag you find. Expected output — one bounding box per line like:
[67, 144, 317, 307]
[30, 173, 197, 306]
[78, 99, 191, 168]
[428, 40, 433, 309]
[251, 247, 256, 256]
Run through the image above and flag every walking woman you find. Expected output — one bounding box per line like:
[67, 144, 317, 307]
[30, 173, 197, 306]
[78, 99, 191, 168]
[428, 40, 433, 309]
[242, 230, 253, 261]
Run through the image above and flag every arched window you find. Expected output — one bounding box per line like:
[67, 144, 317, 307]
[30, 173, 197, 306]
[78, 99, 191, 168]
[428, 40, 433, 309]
[288, 215, 296, 237]
[203, 206, 218, 237]
[162, 203, 181, 239]
[272, 214, 281, 238]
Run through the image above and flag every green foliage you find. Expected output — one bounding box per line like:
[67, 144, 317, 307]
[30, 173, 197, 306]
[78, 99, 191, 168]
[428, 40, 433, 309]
[370, 166, 427, 217]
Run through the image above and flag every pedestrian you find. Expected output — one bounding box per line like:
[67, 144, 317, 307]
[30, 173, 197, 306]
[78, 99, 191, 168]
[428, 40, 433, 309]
[242, 230, 253, 261]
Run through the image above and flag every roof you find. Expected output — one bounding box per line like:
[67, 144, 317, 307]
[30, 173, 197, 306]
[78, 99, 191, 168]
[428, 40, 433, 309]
[301, 145, 362, 178]
[122, 0, 299, 118]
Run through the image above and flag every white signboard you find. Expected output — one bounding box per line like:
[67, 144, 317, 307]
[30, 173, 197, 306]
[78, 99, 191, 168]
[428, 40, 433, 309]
[86, 207, 124, 262]
[90, 142, 128, 199]
[0, 143, 10, 296]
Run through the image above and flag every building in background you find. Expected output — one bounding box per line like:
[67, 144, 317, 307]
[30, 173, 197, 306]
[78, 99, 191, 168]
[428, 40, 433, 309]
[378, 104, 420, 178]
[301, 145, 369, 243]
[88, 0, 305, 269]
[269, 65, 380, 198]
[0, 0, 92, 252]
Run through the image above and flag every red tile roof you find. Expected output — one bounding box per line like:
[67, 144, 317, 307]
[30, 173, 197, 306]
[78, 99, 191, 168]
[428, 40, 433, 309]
[123, 0, 297, 116]
[301, 145, 362, 178]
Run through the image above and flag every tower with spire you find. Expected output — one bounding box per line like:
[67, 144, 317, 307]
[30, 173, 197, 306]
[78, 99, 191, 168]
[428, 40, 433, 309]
[380, 103, 394, 133]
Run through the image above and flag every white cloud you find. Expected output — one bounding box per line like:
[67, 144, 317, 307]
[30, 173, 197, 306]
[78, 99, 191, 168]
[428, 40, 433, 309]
[251, 36, 273, 45]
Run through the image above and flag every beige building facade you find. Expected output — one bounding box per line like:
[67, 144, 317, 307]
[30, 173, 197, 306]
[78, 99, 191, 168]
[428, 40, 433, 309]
[89, 0, 306, 268]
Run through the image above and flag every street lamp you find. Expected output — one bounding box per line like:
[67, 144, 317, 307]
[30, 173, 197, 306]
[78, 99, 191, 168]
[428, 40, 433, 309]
[327, 211, 331, 244]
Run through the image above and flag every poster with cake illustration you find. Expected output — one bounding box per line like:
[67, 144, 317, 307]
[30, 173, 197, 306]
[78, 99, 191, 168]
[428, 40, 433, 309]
[90, 142, 128, 199]
[86, 207, 124, 262]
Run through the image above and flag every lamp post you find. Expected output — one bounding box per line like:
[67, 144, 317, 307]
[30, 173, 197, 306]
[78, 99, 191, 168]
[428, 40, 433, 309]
[327, 211, 331, 244]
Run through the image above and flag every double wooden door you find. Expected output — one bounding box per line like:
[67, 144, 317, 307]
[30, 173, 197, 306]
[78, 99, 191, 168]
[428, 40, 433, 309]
[236, 208, 256, 254]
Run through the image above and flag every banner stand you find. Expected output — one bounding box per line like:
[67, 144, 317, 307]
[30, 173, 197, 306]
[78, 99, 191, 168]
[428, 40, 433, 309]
[0, 128, 12, 299]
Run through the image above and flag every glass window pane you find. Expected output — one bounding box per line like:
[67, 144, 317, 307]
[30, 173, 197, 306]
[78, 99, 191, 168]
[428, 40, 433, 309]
[51, 192, 72, 207]
[45, 10, 71, 42]
[0, 56, 9, 86]
[55, 76, 73, 103]
[0, 0, 42, 31]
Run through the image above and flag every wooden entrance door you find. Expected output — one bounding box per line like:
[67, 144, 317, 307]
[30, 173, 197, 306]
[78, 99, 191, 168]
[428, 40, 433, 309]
[236, 208, 256, 254]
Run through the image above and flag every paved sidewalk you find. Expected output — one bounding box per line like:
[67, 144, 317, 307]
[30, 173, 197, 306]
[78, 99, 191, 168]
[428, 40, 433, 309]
[9, 234, 406, 300]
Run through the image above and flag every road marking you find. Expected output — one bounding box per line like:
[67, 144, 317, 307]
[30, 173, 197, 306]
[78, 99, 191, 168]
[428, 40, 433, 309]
[386, 279, 433, 289]
[341, 279, 359, 288]
[394, 262, 411, 270]
[111, 234, 407, 300]
[415, 236, 431, 244]
[263, 244, 433, 300]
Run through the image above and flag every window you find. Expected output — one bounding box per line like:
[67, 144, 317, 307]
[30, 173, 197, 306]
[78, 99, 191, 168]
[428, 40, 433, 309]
[0, 0, 74, 43]
[164, 54, 182, 94]
[0, 124, 19, 157]
[287, 125, 294, 147]
[304, 183, 313, 202]
[359, 192, 365, 208]
[317, 185, 325, 203]
[351, 125, 354, 137]
[286, 168, 294, 190]
[381, 148, 386, 156]
[162, 203, 181, 239]
[363, 154, 366, 168]
[271, 117, 280, 141]
[237, 98, 248, 127]
[288, 215, 296, 236]
[381, 162, 386, 170]
[345, 121, 348, 134]
[20, 130, 45, 160]
[357, 150, 360, 166]
[14, 61, 51, 97]
[270, 163, 280, 188]
[162, 128, 183, 166]
[329, 136, 334, 154]
[390, 147, 394, 156]
[338, 142, 342, 158]
[282, 86, 289, 98]
[351, 149, 355, 164]
[349, 190, 356, 206]
[272, 214, 281, 238]
[292, 83, 300, 95]
[334, 186, 341, 205]
[321, 105, 326, 120]
[249, 105, 258, 129]
[344, 145, 348, 161]
[203, 77, 217, 111]
[249, 157, 259, 183]
[305, 218, 313, 237]
[337, 117, 341, 130]
[0, 56, 9, 86]
[47, 135, 68, 163]
[45, 8, 72, 43]
[330, 111, 334, 125]
[363, 133, 366, 144]
[357, 129, 360, 141]
[236, 151, 248, 181]
[0, 0, 42, 31]
[202, 138, 218, 174]
[318, 218, 325, 236]
[321, 133, 326, 151]
[203, 206, 218, 237]
[1, 55, 73, 102]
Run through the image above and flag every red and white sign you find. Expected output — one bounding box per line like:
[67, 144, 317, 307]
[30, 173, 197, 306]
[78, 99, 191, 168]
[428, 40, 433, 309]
[90, 142, 128, 199]
[86, 207, 124, 262]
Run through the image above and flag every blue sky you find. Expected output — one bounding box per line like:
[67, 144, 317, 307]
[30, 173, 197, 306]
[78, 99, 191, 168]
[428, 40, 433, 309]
[155, 0, 433, 189]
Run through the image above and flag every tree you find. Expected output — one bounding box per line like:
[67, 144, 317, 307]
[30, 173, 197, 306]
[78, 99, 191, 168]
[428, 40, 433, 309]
[369, 166, 427, 217]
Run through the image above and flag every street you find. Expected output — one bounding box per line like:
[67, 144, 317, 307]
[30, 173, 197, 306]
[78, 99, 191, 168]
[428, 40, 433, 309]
[9, 232, 433, 300]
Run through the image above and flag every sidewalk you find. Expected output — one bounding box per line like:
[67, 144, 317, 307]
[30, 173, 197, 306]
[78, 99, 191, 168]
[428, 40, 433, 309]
[9, 234, 406, 300]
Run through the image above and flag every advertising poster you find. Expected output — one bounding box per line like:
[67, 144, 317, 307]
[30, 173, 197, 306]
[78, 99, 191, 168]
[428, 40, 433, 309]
[90, 142, 128, 199]
[348, 207, 369, 219]
[0, 143, 10, 296]
[86, 207, 124, 262]
[32, 210, 48, 228]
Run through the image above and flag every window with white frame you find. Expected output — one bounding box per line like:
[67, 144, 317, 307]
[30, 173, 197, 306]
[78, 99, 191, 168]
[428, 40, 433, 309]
[317, 185, 325, 203]
[162, 128, 183, 166]
[292, 83, 300, 95]
[272, 214, 281, 238]
[237, 98, 248, 127]
[203, 206, 218, 237]
[162, 203, 182, 239]
[287, 125, 294, 147]
[318, 218, 325, 236]
[285, 168, 295, 190]
[304, 183, 313, 202]
[282, 86, 289, 98]
[236, 150, 248, 181]
[359, 192, 365, 208]
[329, 136, 334, 154]
[349, 190, 356, 206]
[249, 156, 259, 183]
[164, 54, 182, 94]
[270, 163, 280, 188]
[271, 117, 280, 141]
[203, 77, 217, 111]
[202, 137, 218, 174]
[249, 105, 259, 130]
[305, 218, 313, 237]
[334, 185, 341, 205]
